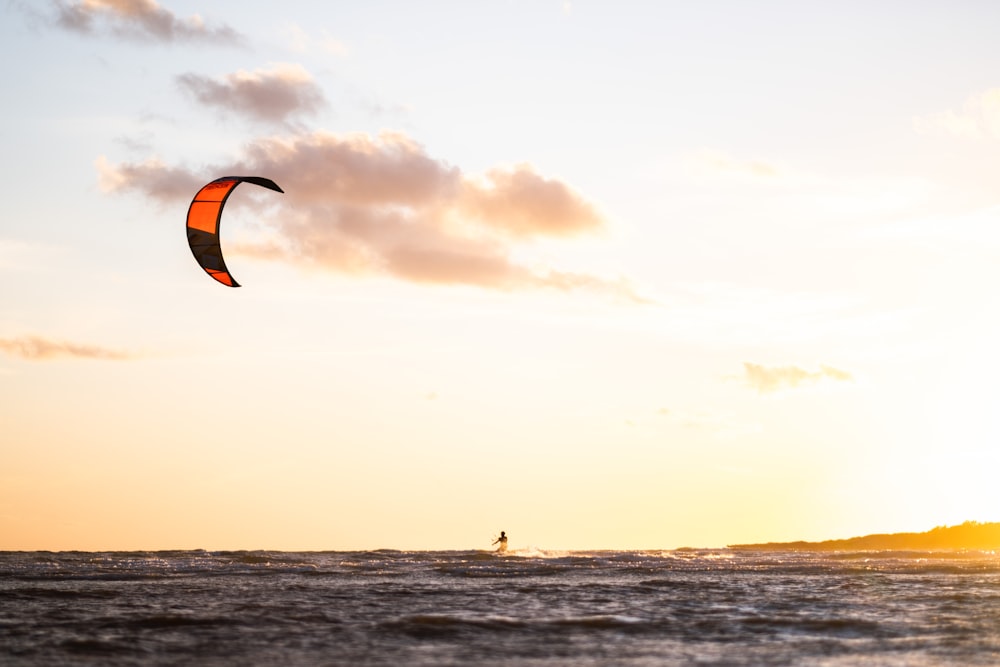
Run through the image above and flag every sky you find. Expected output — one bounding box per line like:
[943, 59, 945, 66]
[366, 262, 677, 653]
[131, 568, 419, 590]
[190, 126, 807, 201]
[2, 0, 1000, 552]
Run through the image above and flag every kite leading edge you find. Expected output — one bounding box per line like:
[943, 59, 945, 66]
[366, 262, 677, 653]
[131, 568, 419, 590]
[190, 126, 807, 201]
[185, 176, 284, 287]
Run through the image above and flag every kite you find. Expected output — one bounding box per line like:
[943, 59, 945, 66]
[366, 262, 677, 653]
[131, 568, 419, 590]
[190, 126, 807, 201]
[185, 176, 283, 287]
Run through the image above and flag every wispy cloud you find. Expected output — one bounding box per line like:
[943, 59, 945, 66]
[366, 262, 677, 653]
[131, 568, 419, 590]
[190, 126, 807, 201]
[865, 204, 1000, 249]
[52, 0, 243, 44]
[98, 131, 639, 299]
[687, 148, 783, 180]
[913, 89, 1000, 140]
[656, 407, 761, 439]
[742, 362, 853, 394]
[282, 23, 348, 56]
[0, 239, 66, 272]
[177, 64, 327, 125]
[0, 335, 135, 361]
[95, 155, 202, 202]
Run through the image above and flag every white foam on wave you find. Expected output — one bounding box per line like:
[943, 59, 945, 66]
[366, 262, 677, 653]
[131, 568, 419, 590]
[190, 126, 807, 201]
[504, 546, 575, 559]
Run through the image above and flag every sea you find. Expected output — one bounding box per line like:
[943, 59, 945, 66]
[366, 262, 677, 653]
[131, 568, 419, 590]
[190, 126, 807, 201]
[2, 548, 999, 666]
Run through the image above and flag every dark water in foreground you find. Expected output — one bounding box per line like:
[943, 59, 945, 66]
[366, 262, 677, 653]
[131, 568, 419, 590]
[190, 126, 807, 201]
[2, 549, 999, 666]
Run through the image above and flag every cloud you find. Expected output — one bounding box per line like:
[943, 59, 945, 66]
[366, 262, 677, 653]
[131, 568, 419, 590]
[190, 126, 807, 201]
[742, 362, 853, 394]
[98, 131, 639, 299]
[52, 0, 243, 44]
[687, 148, 782, 179]
[461, 165, 603, 238]
[0, 335, 135, 361]
[913, 89, 1000, 140]
[656, 406, 761, 439]
[282, 23, 348, 56]
[0, 239, 66, 272]
[95, 155, 202, 202]
[177, 64, 327, 125]
[866, 204, 1000, 249]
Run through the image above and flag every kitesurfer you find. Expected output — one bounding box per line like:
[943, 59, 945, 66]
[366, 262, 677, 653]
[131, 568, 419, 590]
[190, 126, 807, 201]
[493, 531, 508, 553]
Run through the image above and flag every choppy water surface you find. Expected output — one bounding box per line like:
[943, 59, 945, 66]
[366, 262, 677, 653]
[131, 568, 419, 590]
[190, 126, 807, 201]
[2, 549, 999, 666]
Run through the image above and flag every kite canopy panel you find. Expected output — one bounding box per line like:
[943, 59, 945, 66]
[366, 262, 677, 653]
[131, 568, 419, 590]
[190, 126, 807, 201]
[186, 176, 284, 287]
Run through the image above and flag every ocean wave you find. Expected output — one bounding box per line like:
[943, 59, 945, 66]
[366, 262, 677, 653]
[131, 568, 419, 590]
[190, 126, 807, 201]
[4, 549, 1000, 667]
[381, 612, 652, 639]
[6, 548, 1000, 579]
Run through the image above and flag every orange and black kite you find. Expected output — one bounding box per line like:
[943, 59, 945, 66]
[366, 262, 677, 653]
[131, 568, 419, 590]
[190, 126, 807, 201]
[186, 176, 283, 287]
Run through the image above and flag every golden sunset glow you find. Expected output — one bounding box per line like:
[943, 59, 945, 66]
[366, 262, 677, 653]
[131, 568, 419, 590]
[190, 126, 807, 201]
[3, 2, 1000, 552]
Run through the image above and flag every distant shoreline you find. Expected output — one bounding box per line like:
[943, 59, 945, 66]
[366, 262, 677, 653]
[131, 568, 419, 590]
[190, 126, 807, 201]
[729, 521, 1000, 551]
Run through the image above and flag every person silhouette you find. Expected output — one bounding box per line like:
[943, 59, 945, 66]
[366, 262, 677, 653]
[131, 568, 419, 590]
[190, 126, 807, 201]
[492, 531, 508, 553]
